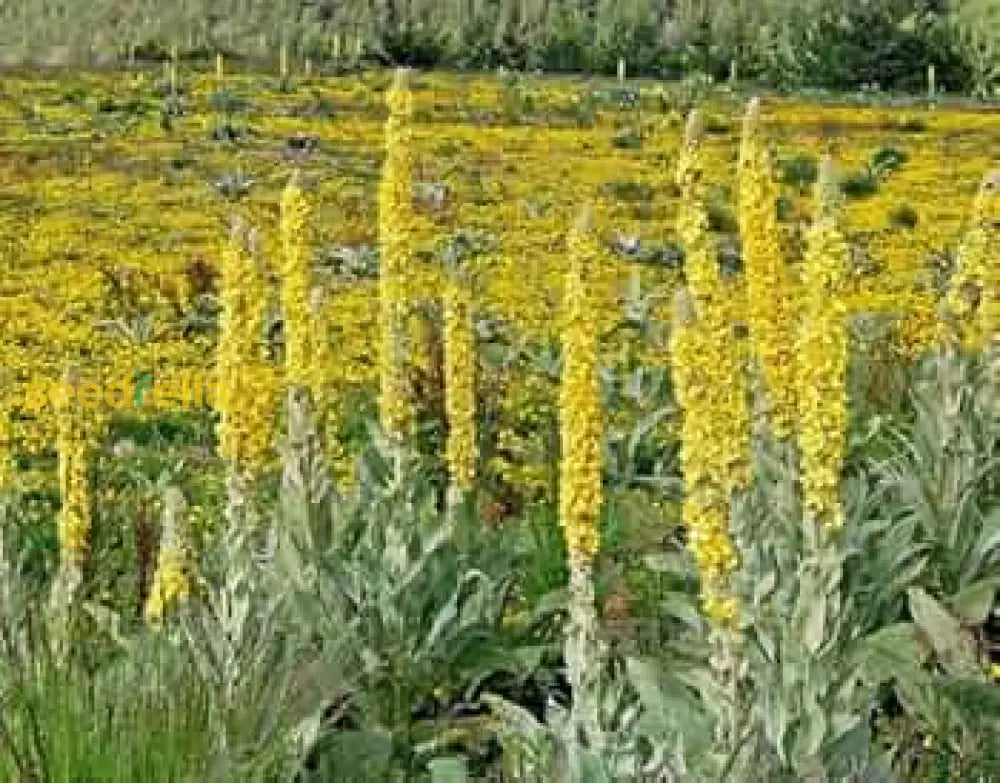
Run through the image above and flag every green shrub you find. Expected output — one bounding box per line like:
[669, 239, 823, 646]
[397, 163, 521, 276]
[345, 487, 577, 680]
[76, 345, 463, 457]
[780, 153, 820, 191]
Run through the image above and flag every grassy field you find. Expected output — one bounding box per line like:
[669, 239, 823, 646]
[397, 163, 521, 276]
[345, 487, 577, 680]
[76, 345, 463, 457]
[0, 64, 999, 781]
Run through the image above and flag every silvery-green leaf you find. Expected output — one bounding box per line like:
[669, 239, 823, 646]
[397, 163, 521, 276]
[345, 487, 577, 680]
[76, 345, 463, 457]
[950, 576, 1000, 625]
[907, 587, 981, 678]
[428, 756, 469, 783]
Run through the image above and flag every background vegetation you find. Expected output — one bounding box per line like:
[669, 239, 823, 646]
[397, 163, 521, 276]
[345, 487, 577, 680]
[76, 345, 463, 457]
[0, 0, 999, 95]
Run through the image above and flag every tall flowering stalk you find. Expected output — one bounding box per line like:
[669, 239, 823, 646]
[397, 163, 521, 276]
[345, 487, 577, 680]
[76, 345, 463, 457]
[559, 208, 605, 750]
[48, 369, 94, 623]
[944, 170, 1000, 422]
[279, 173, 314, 390]
[144, 487, 190, 623]
[977, 173, 1000, 415]
[0, 397, 10, 490]
[378, 68, 416, 442]
[738, 97, 799, 440]
[670, 110, 751, 626]
[946, 170, 1000, 349]
[216, 223, 277, 525]
[278, 179, 334, 531]
[797, 157, 851, 531]
[443, 266, 476, 514]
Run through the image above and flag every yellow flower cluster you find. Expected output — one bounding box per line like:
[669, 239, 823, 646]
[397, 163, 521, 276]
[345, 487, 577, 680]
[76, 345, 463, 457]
[558, 211, 604, 568]
[670, 112, 751, 625]
[144, 487, 191, 623]
[378, 69, 417, 441]
[55, 384, 92, 568]
[216, 227, 278, 473]
[738, 98, 799, 440]
[443, 273, 477, 491]
[0, 393, 10, 490]
[279, 176, 314, 389]
[797, 158, 851, 530]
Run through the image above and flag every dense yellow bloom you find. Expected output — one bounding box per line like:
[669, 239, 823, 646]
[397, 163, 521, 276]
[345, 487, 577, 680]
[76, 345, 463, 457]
[279, 176, 314, 388]
[443, 274, 477, 491]
[378, 69, 417, 441]
[675, 111, 752, 493]
[670, 113, 751, 625]
[738, 98, 799, 440]
[558, 211, 604, 567]
[216, 226, 278, 472]
[671, 294, 740, 626]
[797, 158, 851, 530]
[145, 487, 191, 623]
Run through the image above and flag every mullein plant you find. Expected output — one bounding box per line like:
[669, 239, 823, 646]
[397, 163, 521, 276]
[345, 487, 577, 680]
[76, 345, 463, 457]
[977, 172, 1000, 419]
[559, 208, 606, 755]
[944, 170, 1000, 420]
[0, 394, 10, 492]
[736, 155, 862, 779]
[442, 261, 476, 520]
[737, 97, 800, 443]
[671, 109, 752, 628]
[307, 286, 354, 489]
[670, 111, 753, 759]
[944, 169, 1000, 351]
[279, 173, 314, 392]
[796, 157, 851, 532]
[144, 486, 191, 623]
[278, 176, 333, 534]
[378, 67, 417, 446]
[48, 368, 96, 633]
[216, 221, 278, 529]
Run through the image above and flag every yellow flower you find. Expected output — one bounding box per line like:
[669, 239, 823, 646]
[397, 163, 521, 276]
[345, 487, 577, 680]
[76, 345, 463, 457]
[558, 210, 604, 567]
[946, 170, 1000, 349]
[0, 396, 11, 490]
[216, 224, 277, 473]
[378, 68, 417, 441]
[670, 112, 752, 625]
[279, 175, 314, 388]
[145, 487, 191, 623]
[738, 98, 799, 440]
[797, 157, 851, 530]
[55, 376, 93, 569]
[443, 273, 476, 491]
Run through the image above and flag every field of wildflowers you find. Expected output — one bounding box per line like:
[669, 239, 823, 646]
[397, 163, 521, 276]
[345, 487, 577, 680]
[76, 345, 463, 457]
[0, 61, 999, 781]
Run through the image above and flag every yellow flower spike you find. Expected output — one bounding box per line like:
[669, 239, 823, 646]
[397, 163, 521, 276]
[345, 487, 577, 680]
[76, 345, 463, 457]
[676, 109, 752, 494]
[798, 156, 851, 530]
[670, 113, 753, 627]
[145, 486, 191, 623]
[443, 270, 477, 492]
[947, 170, 1000, 350]
[54, 367, 92, 571]
[279, 173, 314, 389]
[378, 67, 418, 441]
[559, 207, 604, 568]
[0, 368, 12, 490]
[216, 223, 276, 474]
[308, 286, 332, 414]
[738, 97, 800, 440]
